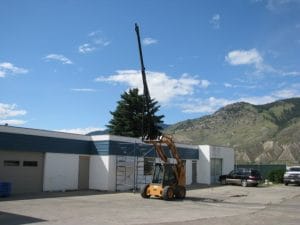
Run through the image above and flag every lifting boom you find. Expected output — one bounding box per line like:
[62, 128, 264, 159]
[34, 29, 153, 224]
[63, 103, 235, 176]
[135, 23, 186, 200]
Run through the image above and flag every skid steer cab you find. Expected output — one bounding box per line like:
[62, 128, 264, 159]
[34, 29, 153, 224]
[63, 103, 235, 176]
[141, 163, 186, 200]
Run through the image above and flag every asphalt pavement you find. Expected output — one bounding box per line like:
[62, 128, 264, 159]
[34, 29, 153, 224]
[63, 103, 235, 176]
[0, 184, 299, 225]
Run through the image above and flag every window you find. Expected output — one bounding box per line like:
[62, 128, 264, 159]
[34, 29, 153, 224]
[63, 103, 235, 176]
[23, 161, 38, 167]
[144, 157, 155, 175]
[4, 160, 20, 167]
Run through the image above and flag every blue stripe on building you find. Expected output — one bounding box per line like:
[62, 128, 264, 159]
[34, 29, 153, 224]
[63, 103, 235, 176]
[0, 131, 199, 159]
[93, 140, 199, 159]
[0, 132, 91, 155]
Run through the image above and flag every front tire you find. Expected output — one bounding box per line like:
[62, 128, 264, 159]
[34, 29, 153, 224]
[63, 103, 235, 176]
[163, 186, 174, 201]
[141, 184, 150, 198]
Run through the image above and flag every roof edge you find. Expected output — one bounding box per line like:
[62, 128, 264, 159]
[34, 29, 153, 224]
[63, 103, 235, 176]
[0, 125, 91, 141]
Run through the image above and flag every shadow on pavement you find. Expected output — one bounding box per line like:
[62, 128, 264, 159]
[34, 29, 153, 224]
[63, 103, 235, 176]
[0, 190, 114, 202]
[0, 211, 46, 225]
[185, 196, 224, 203]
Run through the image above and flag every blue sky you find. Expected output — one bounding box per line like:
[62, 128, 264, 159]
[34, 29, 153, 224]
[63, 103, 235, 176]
[1, 0, 300, 134]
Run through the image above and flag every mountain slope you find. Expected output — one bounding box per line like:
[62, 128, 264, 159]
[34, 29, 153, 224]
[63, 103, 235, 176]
[165, 98, 300, 165]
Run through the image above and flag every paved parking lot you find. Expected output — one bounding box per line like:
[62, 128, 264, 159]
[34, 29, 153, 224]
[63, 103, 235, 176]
[1, 184, 300, 225]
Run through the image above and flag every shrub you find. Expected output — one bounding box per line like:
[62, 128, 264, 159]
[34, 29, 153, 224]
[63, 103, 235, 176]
[267, 169, 285, 183]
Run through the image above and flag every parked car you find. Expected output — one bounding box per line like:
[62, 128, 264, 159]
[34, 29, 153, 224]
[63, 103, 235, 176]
[219, 168, 262, 187]
[283, 166, 300, 186]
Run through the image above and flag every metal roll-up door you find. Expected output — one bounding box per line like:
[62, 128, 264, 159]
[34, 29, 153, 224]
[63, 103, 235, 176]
[0, 150, 44, 194]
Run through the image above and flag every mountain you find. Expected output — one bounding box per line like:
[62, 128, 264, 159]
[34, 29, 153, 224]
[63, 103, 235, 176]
[164, 98, 300, 165]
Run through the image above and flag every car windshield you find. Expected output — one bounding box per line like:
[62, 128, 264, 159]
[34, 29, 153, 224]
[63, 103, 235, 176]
[289, 167, 300, 172]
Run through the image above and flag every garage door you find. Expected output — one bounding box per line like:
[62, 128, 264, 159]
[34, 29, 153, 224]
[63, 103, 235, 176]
[0, 150, 44, 194]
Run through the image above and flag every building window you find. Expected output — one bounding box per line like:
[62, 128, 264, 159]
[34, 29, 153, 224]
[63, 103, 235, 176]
[4, 160, 20, 167]
[144, 157, 155, 175]
[23, 161, 38, 167]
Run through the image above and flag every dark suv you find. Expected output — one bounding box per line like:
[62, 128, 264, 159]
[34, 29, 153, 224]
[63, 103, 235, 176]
[219, 168, 262, 187]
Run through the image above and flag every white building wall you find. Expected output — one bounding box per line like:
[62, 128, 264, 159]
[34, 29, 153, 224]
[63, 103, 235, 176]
[220, 147, 234, 175]
[108, 155, 116, 191]
[197, 145, 211, 184]
[196, 145, 234, 185]
[43, 153, 79, 191]
[210, 146, 234, 175]
[89, 155, 116, 191]
[90, 155, 109, 190]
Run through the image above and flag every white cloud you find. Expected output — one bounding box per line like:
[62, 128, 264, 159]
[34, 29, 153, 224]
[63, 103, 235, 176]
[238, 96, 276, 105]
[0, 62, 28, 78]
[0, 103, 26, 118]
[94, 38, 110, 46]
[95, 70, 208, 103]
[225, 49, 263, 66]
[180, 97, 233, 113]
[210, 14, 221, 29]
[180, 84, 300, 115]
[0, 119, 26, 126]
[0, 103, 27, 126]
[226, 49, 300, 77]
[71, 88, 96, 92]
[57, 127, 104, 135]
[78, 43, 96, 54]
[142, 37, 158, 46]
[225, 48, 280, 75]
[273, 87, 300, 98]
[44, 54, 73, 64]
[266, 0, 300, 11]
[224, 83, 233, 88]
[78, 31, 110, 54]
[179, 95, 277, 114]
[281, 71, 300, 76]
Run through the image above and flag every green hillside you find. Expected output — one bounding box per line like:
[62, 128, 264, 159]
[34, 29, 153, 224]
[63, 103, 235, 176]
[165, 98, 300, 165]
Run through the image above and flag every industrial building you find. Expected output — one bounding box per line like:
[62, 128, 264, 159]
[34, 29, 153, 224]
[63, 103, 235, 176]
[0, 125, 234, 194]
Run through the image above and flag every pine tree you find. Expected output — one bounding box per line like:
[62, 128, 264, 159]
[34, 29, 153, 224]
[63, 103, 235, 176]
[107, 88, 164, 138]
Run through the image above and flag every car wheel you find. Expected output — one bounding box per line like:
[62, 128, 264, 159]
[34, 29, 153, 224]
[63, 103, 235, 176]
[221, 179, 227, 185]
[284, 182, 288, 186]
[241, 180, 248, 187]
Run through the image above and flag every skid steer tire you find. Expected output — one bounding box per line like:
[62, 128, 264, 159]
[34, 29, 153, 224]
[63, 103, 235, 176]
[163, 186, 174, 201]
[141, 184, 150, 198]
[175, 186, 186, 199]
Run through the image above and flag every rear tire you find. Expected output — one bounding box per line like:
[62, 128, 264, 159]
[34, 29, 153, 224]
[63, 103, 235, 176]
[163, 186, 174, 201]
[141, 184, 150, 198]
[175, 186, 186, 199]
[284, 182, 289, 186]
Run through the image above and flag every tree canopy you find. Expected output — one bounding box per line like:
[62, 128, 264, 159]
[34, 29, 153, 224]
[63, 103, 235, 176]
[107, 88, 164, 139]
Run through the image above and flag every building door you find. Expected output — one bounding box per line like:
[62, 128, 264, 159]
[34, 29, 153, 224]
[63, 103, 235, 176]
[78, 156, 90, 190]
[210, 158, 222, 184]
[0, 150, 44, 194]
[192, 161, 197, 184]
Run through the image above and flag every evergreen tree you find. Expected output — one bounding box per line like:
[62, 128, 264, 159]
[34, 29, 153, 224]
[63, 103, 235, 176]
[107, 88, 164, 138]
